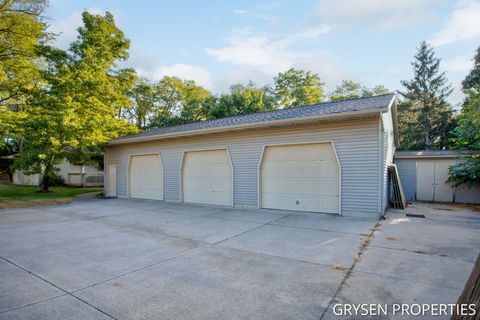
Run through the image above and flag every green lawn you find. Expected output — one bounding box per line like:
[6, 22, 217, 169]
[0, 184, 102, 208]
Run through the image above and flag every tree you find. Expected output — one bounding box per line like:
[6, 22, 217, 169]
[447, 46, 480, 187]
[398, 41, 453, 150]
[0, 139, 18, 181]
[126, 79, 156, 129]
[179, 80, 212, 123]
[462, 46, 480, 92]
[147, 76, 212, 128]
[206, 82, 271, 119]
[272, 68, 324, 108]
[0, 0, 48, 144]
[13, 11, 138, 192]
[329, 80, 389, 101]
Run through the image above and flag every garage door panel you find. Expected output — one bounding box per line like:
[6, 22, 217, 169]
[182, 150, 233, 206]
[130, 155, 164, 200]
[182, 163, 231, 177]
[261, 143, 340, 214]
[183, 177, 232, 190]
[263, 160, 338, 178]
[263, 144, 335, 161]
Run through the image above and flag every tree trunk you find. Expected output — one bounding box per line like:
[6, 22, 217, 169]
[39, 174, 50, 192]
[424, 131, 431, 150]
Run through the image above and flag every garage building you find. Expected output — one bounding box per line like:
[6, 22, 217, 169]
[395, 150, 480, 204]
[105, 94, 398, 216]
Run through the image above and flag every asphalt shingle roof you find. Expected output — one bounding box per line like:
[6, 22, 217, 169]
[111, 93, 395, 142]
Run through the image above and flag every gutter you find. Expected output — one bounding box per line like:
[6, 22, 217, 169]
[107, 107, 388, 146]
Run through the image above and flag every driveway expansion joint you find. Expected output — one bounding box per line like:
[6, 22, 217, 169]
[0, 256, 118, 320]
[0, 294, 67, 315]
[319, 218, 381, 319]
[210, 213, 294, 245]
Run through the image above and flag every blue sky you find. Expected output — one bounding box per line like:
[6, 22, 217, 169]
[46, 0, 480, 107]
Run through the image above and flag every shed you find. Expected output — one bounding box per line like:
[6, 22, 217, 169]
[105, 94, 399, 217]
[395, 150, 480, 204]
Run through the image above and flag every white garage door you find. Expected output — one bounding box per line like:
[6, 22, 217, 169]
[129, 154, 164, 200]
[260, 143, 340, 214]
[416, 160, 454, 202]
[182, 149, 233, 206]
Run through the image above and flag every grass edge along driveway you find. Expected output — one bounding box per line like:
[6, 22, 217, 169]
[0, 184, 102, 209]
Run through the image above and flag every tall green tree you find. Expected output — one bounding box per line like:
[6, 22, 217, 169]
[126, 79, 156, 129]
[0, 0, 48, 144]
[272, 68, 324, 108]
[148, 76, 212, 127]
[398, 41, 453, 150]
[13, 11, 138, 192]
[180, 80, 212, 123]
[329, 80, 389, 101]
[206, 82, 271, 119]
[447, 46, 480, 187]
[462, 46, 480, 92]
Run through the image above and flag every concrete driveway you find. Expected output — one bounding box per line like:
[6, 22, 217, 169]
[0, 199, 478, 320]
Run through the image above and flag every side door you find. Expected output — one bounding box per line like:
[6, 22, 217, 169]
[416, 161, 435, 201]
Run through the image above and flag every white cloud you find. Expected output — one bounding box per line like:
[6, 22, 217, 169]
[206, 35, 305, 71]
[139, 64, 213, 90]
[293, 56, 345, 91]
[205, 24, 330, 71]
[214, 69, 273, 93]
[443, 55, 474, 72]
[430, 1, 480, 47]
[205, 23, 342, 92]
[231, 7, 273, 20]
[315, 0, 439, 31]
[232, 9, 247, 15]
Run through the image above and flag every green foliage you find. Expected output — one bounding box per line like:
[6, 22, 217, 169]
[272, 68, 324, 108]
[447, 156, 480, 188]
[451, 91, 480, 150]
[12, 11, 138, 191]
[0, 139, 18, 180]
[398, 41, 453, 150]
[126, 78, 156, 129]
[462, 46, 480, 92]
[0, 0, 48, 142]
[122, 69, 329, 128]
[147, 76, 212, 128]
[329, 80, 389, 101]
[206, 82, 272, 119]
[447, 46, 480, 187]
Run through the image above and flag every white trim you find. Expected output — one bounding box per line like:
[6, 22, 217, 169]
[106, 162, 118, 197]
[179, 151, 185, 203]
[257, 145, 266, 209]
[107, 108, 388, 145]
[257, 140, 342, 215]
[226, 146, 235, 207]
[395, 155, 460, 159]
[179, 147, 234, 207]
[127, 153, 164, 200]
[378, 118, 384, 214]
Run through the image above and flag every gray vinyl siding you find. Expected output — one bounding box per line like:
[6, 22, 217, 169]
[105, 119, 382, 214]
[381, 107, 395, 212]
[395, 159, 416, 201]
[455, 184, 480, 204]
[454, 158, 480, 204]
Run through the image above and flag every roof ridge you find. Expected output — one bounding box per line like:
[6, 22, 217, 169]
[132, 93, 395, 138]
